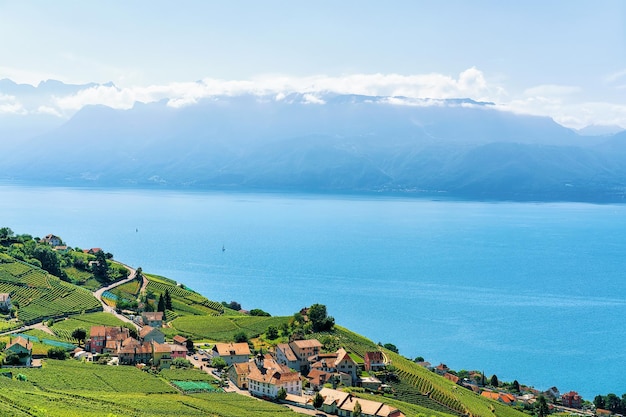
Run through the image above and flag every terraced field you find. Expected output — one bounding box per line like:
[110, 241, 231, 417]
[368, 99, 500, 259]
[171, 314, 290, 340]
[0, 258, 102, 325]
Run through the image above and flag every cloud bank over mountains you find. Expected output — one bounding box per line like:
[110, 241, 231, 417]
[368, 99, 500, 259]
[1, 67, 625, 130]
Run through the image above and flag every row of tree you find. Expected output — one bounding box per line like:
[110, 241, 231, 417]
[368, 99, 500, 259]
[594, 393, 626, 414]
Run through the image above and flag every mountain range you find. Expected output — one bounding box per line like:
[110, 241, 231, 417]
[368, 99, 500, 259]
[2, 79, 626, 202]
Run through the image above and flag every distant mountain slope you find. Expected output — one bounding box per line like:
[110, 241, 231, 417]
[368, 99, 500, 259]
[2, 91, 626, 201]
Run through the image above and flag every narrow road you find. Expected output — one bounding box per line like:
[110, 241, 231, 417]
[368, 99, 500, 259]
[92, 262, 143, 329]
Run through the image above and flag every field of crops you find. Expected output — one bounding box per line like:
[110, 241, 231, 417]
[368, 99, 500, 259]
[171, 315, 290, 340]
[0, 259, 102, 325]
[160, 368, 218, 382]
[0, 361, 302, 417]
[145, 274, 224, 318]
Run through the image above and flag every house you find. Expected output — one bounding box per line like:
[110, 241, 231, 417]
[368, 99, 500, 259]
[306, 368, 334, 390]
[333, 348, 359, 384]
[0, 293, 12, 311]
[275, 343, 300, 370]
[172, 335, 188, 346]
[561, 391, 582, 409]
[42, 234, 62, 247]
[480, 391, 516, 405]
[308, 348, 359, 386]
[53, 245, 70, 253]
[364, 351, 385, 371]
[228, 361, 253, 389]
[318, 388, 404, 417]
[212, 342, 251, 366]
[117, 340, 171, 368]
[247, 355, 302, 399]
[360, 375, 383, 391]
[141, 312, 164, 328]
[83, 248, 103, 255]
[339, 394, 403, 417]
[434, 363, 450, 375]
[170, 344, 188, 359]
[152, 342, 172, 369]
[139, 326, 165, 344]
[5, 336, 33, 366]
[86, 326, 130, 354]
[444, 373, 460, 384]
[280, 339, 322, 372]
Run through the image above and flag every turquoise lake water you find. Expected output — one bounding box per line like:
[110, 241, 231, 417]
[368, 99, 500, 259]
[1, 185, 625, 398]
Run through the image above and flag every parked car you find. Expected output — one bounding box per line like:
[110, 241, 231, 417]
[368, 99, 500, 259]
[201, 357, 209, 362]
[193, 356, 198, 360]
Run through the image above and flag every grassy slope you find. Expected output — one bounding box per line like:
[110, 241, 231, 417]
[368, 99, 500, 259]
[0, 250, 529, 417]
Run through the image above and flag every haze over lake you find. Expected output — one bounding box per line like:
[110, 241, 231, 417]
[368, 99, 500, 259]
[3, 185, 625, 397]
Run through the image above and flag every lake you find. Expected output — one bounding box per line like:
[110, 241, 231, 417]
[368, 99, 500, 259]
[1, 184, 625, 398]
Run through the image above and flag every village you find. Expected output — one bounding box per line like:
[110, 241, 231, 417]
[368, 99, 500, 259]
[2, 302, 593, 417]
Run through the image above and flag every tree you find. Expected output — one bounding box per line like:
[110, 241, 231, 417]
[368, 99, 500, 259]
[234, 331, 248, 343]
[185, 339, 194, 352]
[211, 356, 227, 370]
[3, 351, 20, 365]
[164, 289, 172, 310]
[71, 328, 87, 346]
[415, 356, 425, 362]
[250, 308, 271, 317]
[172, 358, 192, 368]
[512, 379, 520, 392]
[0, 227, 13, 241]
[32, 245, 64, 277]
[266, 325, 279, 340]
[594, 395, 606, 410]
[157, 294, 166, 313]
[308, 303, 335, 332]
[490, 374, 499, 387]
[313, 392, 324, 409]
[353, 400, 362, 417]
[607, 393, 621, 413]
[93, 250, 109, 280]
[536, 395, 550, 417]
[277, 387, 287, 400]
[47, 346, 67, 360]
[383, 343, 399, 354]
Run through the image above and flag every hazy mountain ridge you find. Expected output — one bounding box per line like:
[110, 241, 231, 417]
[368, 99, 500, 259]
[2, 80, 626, 201]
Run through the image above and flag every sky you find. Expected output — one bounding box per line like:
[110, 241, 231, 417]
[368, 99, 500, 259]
[0, 1, 625, 129]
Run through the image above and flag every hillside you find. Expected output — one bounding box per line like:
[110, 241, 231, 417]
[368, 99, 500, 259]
[0, 236, 534, 417]
[2, 89, 626, 202]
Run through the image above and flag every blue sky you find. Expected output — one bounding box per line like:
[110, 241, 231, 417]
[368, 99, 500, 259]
[0, 1, 625, 128]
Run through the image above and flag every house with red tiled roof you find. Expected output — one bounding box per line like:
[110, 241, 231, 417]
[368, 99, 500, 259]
[481, 391, 516, 405]
[434, 363, 450, 375]
[170, 343, 187, 359]
[248, 355, 302, 399]
[86, 326, 130, 354]
[172, 335, 187, 346]
[364, 351, 385, 371]
[561, 391, 582, 409]
[444, 372, 460, 384]
[308, 348, 359, 386]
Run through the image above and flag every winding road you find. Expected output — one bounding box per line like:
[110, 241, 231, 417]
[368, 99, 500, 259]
[92, 262, 146, 329]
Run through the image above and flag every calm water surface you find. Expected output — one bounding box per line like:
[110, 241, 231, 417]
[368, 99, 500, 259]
[1, 185, 625, 398]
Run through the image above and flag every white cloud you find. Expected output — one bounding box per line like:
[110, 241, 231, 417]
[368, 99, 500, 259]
[3, 67, 625, 129]
[606, 69, 626, 84]
[0, 93, 26, 114]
